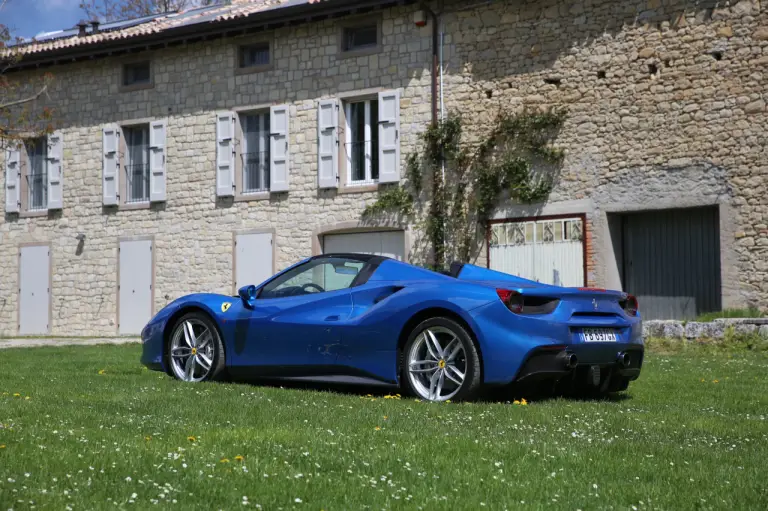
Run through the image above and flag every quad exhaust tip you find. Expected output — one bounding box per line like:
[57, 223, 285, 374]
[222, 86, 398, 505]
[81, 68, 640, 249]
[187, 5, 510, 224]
[617, 352, 630, 368]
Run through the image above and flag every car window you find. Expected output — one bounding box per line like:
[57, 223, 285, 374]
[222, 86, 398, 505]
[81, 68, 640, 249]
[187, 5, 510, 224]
[259, 258, 366, 299]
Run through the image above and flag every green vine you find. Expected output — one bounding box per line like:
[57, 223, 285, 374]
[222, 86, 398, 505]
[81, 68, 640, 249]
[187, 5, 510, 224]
[363, 106, 567, 269]
[362, 186, 414, 217]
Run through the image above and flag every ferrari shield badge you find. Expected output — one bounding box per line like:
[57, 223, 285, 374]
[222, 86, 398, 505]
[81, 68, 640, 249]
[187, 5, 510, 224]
[221, 302, 231, 313]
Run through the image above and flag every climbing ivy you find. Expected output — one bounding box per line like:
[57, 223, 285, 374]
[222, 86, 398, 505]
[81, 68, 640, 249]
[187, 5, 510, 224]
[363, 107, 567, 269]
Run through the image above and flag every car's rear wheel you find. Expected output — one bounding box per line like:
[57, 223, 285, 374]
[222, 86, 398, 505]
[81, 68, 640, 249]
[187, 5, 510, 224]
[402, 317, 481, 402]
[167, 312, 225, 382]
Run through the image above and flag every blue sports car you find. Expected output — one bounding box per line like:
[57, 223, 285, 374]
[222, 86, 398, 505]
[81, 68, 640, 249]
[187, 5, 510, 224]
[141, 253, 643, 402]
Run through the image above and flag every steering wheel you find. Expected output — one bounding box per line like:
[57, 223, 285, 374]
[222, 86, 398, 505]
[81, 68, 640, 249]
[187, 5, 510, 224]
[302, 283, 325, 293]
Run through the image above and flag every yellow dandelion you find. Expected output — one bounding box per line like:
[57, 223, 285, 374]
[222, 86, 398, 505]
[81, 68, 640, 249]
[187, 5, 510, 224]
[234, 455, 244, 462]
[445, 400, 451, 404]
[374, 426, 382, 431]
[513, 400, 521, 405]
[365, 394, 373, 397]
[98, 369, 106, 375]
[220, 458, 230, 463]
[13, 393, 20, 397]
[700, 378, 705, 382]
[521, 398, 528, 406]
[187, 436, 196, 442]
[414, 399, 421, 403]
[383, 416, 388, 420]
[144, 435, 152, 441]
[713, 380, 719, 383]
[0, 444, 6, 449]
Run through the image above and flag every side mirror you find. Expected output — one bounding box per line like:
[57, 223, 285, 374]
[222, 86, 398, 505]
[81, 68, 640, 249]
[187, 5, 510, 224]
[238, 285, 258, 309]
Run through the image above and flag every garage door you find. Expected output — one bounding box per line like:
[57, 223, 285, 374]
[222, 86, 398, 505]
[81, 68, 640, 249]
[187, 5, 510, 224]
[235, 231, 273, 289]
[19, 244, 51, 335]
[489, 217, 585, 287]
[619, 206, 720, 320]
[119, 239, 153, 335]
[323, 231, 405, 260]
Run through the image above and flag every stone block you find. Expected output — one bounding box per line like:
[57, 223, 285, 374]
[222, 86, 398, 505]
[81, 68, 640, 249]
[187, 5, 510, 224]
[684, 322, 711, 339]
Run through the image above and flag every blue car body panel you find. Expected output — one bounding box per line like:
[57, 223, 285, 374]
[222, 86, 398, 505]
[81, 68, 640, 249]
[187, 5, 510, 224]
[141, 256, 643, 386]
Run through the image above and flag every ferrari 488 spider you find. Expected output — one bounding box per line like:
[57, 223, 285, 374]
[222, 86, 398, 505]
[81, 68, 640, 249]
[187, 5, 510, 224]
[141, 253, 644, 402]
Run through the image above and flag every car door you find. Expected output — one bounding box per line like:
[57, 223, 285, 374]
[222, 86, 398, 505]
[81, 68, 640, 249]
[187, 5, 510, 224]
[235, 257, 365, 371]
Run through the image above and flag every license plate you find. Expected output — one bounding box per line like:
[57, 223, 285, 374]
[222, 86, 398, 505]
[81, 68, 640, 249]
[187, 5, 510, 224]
[580, 328, 618, 343]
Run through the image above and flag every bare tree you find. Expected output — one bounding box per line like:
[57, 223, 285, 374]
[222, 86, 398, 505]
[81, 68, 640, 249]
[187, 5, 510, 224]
[0, 0, 55, 146]
[80, 0, 228, 21]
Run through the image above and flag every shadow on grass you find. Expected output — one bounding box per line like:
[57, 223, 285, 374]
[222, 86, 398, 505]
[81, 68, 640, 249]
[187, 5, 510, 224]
[224, 375, 634, 405]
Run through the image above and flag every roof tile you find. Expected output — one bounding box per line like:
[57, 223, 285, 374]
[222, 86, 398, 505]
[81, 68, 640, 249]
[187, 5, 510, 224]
[4, 0, 296, 58]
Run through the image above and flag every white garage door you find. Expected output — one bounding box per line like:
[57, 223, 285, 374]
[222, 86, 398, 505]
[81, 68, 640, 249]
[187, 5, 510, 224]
[323, 231, 405, 260]
[235, 231, 273, 289]
[489, 217, 584, 287]
[19, 245, 50, 335]
[119, 239, 153, 335]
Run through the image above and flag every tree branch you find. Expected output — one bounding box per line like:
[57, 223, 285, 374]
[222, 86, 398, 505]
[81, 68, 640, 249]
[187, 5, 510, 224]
[0, 82, 48, 109]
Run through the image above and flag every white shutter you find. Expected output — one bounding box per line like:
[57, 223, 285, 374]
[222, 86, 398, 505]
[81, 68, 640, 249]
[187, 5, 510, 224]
[5, 143, 21, 213]
[46, 131, 63, 210]
[216, 111, 235, 197]
[317, 98, 338, 189]
[149, 119, 167, 202]
[102, 125, 119, 206]
[270, 104, 289, 192]
[378, 89, 401, 183]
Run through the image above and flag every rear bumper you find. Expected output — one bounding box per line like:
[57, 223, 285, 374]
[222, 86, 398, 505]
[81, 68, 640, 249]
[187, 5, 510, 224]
[514, 343, 644, 383]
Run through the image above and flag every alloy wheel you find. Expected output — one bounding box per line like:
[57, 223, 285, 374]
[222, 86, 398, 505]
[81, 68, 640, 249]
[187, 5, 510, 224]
[407, 326, 467, 402]
[169, 319, 215, 382]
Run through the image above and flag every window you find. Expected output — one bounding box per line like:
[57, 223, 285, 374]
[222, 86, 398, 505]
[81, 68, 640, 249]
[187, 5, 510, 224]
[5, 132, 63, 214]
[342, 24, 378, 52]
[317, 90, 400, 190]
[26, 138, 48, 211]
[239, 43, 271, 69]
[344, 99, 379, 185]
[123, 125, 150, 203]
[259, 257, 366, 299]
[102, 120, 166, 206]
[240, 112, 270, 193]
[122, 61, 151, 87]
[216, 105, 289, 198]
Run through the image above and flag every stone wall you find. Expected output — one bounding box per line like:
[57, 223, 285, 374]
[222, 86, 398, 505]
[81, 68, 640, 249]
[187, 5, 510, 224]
[1, 0, 767, 335]
[643, 318, 768, 339]
[441, 0, 767, 308]
[0, 5, 433, 335]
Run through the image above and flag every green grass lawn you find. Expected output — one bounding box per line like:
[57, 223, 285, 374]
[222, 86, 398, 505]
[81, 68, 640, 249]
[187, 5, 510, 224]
[1, 345, 767, 510]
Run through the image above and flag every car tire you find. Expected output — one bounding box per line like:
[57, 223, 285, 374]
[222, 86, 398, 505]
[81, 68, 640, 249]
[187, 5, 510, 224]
[401, 317, 482, 402]
[167, 311, 226, 382]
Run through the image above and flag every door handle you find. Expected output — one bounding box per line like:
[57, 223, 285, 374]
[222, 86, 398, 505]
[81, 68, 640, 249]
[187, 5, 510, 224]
[324, 315, 340, 322]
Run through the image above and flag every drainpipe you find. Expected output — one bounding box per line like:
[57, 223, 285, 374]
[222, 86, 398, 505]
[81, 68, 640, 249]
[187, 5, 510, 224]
[420, 3, 439, 126]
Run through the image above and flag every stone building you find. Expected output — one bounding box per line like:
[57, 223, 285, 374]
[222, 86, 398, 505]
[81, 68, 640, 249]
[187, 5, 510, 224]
[1, 0, 766, 335]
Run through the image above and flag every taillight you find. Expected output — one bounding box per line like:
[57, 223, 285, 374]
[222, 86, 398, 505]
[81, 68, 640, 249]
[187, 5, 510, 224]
[620, 294, 639, 316]
[496, 289, 523, 314]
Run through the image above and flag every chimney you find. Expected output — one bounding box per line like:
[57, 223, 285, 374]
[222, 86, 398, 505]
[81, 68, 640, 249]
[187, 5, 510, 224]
[90, 20, 100, 33]
[77, 21, 89, 37]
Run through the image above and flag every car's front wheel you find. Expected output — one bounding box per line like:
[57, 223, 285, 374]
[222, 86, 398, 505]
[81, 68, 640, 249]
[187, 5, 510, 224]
[402, 317, 481, 402]
[167, 312, 225, 382]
